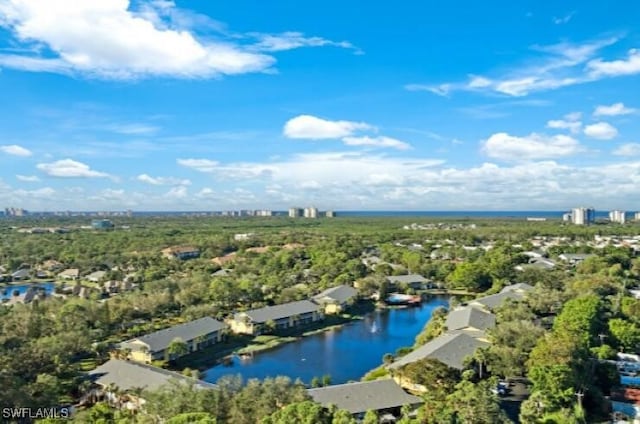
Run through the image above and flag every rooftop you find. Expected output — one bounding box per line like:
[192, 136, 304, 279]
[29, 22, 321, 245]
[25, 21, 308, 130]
[446, 306, 495, 332]
[388, 332, 490, 370]
[236, 300, 320, 323]
[89, 359, 216, 392]
[121, 317, 227, 353]
[313, 285, 358, 304]
[307, 379, 422, 414]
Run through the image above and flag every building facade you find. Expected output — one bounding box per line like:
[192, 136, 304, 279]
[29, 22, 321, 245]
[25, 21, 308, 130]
[571, 207, 595, 225]
[610, 210, 627, 224]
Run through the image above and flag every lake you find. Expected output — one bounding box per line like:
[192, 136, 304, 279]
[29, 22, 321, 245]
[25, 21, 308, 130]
[203, 296, 450, 385]
[0, 281, 55, 301]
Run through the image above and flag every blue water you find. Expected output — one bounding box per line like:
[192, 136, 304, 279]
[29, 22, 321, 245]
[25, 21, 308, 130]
[0, 282, 55, 300]
[203, 296, 450, 385]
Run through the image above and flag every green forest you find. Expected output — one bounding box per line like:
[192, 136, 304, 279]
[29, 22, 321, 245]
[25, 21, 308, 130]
[1, 215, 640, 423]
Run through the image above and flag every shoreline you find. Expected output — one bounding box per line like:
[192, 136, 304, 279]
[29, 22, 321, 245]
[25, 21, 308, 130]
[173, 309, 371, 373]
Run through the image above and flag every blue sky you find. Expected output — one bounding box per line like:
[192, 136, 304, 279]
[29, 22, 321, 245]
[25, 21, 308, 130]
[1, 0, 640, 211]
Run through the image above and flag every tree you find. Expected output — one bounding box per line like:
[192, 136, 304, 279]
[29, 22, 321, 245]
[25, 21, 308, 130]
[393, 358, 459, 393]
[446, 262, 492, 292]
[362, 410, 378, 424]
[167, 337, 188, 360]
[608, 318, 640, 352]
[445, 380, 511, 423]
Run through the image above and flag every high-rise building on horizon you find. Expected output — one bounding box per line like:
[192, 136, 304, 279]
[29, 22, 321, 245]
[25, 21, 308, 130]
[4, 207, 27, 217]
[288, 207, 304, 218]
[609, 210, 626, 224]
[303, 206, 318, 218]
[635, 212, 640, 221]
[570, 207, 595, 225]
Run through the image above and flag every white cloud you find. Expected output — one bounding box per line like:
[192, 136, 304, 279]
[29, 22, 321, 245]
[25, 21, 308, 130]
[248, 31, 360, 53]
[553, 12, 575, 25]
[564, 112, 582, 121]
[593, 102, 636, 117]
[283, 115, 374, 139]
[406, 37, 629, 97]
[10, 154, 640, 210]
[0, 1, 356, 79]
[342, 136, 411, 150]
[405, 83, 451, 96]
[12, 187, 56, 199]
[16, 174, 40, 182]
[584, 122, 618, 140]
[467, 76, 492, 88]
[109, 123, 160, 135]
[36, 159, 110, 178]
[546, 119, 582, 134]
[588, 49, 640, 77]
[177, 158, 219, 172]
[0, 0, 276, 78]
[613, 143, 640, 156]
[165, 185, 188, 199]
[0, 144, 32, 156]
[137, 173, 190, 186]
[482, 132, 582, 161]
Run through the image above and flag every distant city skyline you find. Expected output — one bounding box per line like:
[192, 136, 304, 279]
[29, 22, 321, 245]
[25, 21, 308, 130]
[1, 1, 640, 210]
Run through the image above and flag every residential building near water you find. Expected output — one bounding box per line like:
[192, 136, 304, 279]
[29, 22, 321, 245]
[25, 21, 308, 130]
[228, 300, 323, 335]
[312, 284, 358, 314]
[119, 317, 228, 363]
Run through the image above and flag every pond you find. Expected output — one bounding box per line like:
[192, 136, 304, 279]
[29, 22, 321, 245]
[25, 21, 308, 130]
[0, 281, 55, 301]
[203, 296, 450, 385]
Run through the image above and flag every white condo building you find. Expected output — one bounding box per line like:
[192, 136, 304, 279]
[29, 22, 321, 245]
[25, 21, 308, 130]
[304, 207, 318, 218]
[609, 210, 626, 224]
[571, 207, 595, 225]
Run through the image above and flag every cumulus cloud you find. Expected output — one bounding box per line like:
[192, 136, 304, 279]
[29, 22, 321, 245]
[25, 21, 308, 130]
[0, 1, 355, 79]
[283, 115, 374, 139]
[613, 143, 640, 156]
[137, 173, 190, 186]
[0, 144, 32, 156]
[587, 49, 640, 77]
[482, 132, 582, 161]
[16, 174, 40, 182]
[546, 112, 582, 134]
[176, 158, 219, 172]
[593, 102, 636, 117]
[36, 159, 110, 178]
[342, 136, 411, 150]
[584, 122, 618, 140]
[165, 185, 188, 199]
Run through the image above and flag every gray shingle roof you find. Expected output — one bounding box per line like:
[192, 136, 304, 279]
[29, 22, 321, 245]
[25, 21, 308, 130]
[236, 300, 320, 324]
[388, 332, 490, 370]
[470, 291, 525, 310]
[307, 379, 422, 414]
[312, 285, 358, 304]
[446, 306, 495, 332]
[500, 282, 534, 293]
[89, 359, 216, 392]
[123, 317, 226, 353]
[386, 274, 428, 285]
